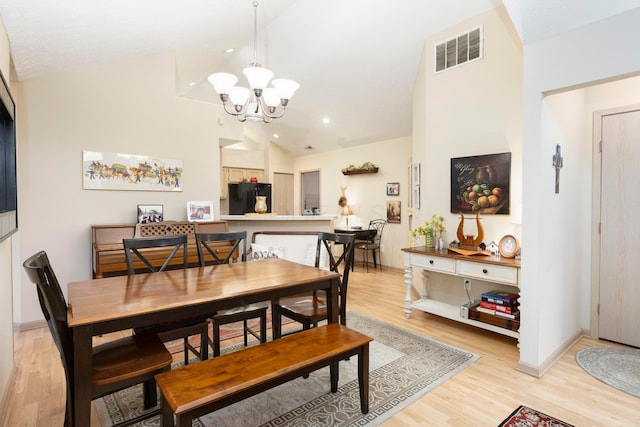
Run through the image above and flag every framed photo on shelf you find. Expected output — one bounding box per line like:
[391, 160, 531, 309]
[137, 204, 163, 223]
[187, 201, 214, 222]
[386, 182, 400, 196]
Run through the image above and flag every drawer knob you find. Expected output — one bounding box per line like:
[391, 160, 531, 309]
[482, 268, 488, 274]
[429, 260, 434, 265]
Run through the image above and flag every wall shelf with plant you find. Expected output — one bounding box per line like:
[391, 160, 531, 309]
[341, 162, 379, 175]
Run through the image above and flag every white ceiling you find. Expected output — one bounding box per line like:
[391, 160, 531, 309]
[0, 0, 637, 156]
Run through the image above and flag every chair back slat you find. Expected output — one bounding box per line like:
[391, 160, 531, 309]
[195, 231, 247, 265]
[123, 234, 188, 275]
[368, 219, 387, 244]
[316, 232, 355, 324]
[22, 251, 75, 417]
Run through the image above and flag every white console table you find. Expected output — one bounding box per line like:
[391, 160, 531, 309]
[402, 246, 521, 339]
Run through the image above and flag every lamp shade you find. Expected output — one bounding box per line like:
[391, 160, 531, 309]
[208, 72, 238, 94]
[228, 86, 250, 106]
[243, 66, 274, 90]
[341, 205, 353, 216]
[272, 78, 300, 100]
[262, 88, 281, 107]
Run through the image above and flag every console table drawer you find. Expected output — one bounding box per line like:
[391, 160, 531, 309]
[411, 255, 456, 274]
[457, 260, 518, 286]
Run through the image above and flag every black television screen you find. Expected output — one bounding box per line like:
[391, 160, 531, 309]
[0, 67, 16, 242]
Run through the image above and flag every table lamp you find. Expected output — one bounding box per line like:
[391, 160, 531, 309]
[341, 205, 354, 226]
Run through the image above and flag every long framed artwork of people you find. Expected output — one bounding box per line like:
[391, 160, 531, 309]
[450, 152, 510, 215]
[83, 151, 183, 191]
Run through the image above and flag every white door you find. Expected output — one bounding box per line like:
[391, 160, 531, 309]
[273, 173, 294, 215]
[599, 108, 640, 347]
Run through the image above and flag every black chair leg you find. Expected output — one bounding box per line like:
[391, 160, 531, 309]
[243, 319, 249, 347]
[260, 312, 267, 343]
[213, 322, 222, 357]
[183, 337, 189, 366]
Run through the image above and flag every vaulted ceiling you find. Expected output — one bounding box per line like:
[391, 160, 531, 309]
[0, 0, 637, 156]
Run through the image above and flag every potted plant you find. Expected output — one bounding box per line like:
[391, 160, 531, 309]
[411, 214, 446, 249]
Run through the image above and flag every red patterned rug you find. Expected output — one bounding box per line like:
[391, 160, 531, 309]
[499, 406, 574, 427]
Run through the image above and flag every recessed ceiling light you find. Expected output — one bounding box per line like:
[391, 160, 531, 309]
[273, 133, 279, 139]
[322, 117, 330, 125]
[188, 82, 196, 87]
[224, 48, 235, 54]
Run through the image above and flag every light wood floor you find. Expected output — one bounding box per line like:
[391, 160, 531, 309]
[3, 265, 637, 426]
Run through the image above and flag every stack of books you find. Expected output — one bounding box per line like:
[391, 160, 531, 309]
[468, 290, 520, 331]
[477, 290, 519, 320]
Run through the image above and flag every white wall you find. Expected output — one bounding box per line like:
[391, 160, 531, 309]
[520, 8, 640, 371]
[411, 7, 524, 314]
[15, 52, 242, 324]
[414, 6, 523, 246]
[294, 137, 412, 268]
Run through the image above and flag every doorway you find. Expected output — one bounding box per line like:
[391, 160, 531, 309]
[301, 170, 320, 215]
[593, 105, 640, 347]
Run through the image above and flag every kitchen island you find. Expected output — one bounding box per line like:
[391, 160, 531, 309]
[219, 215, 336, 239]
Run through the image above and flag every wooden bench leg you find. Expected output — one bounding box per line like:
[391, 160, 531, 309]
[175, 414, 193, 427]
[358, 343, 370, 414]
[330, 361, 339, 393]
[161, 394, 174, 427]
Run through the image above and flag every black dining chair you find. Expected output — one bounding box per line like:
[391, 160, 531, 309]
[195, 231, 268, 357]
[355, 219, 387, 272]
[272, 231, 355, 339]
[23, 251, 173, 427]
[123, 234, 210, 365]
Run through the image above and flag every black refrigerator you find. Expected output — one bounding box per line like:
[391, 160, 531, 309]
[228, 182, 272, 214]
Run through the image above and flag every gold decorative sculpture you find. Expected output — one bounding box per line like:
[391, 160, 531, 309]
[456, 212, 484, 249]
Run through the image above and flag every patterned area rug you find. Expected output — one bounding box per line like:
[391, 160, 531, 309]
[96, 312, 479, 426]
[498, 406, 574, 427]
[576, 346, 640, 397]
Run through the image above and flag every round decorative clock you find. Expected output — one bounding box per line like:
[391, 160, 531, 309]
[498, 234, 519, 258]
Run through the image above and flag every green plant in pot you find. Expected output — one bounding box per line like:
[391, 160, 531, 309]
[411, 214, 446, 248]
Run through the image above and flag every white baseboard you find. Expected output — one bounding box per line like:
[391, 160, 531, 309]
[516, 328, 585, 378]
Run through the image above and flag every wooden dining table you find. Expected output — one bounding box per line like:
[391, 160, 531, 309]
[67, 257, 340, 426]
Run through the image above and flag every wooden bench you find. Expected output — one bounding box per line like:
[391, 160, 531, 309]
[91, 221, 235, 278]
[155, 324, 372, 427]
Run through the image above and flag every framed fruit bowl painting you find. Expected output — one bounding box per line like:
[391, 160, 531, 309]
[450, 152, 510, 215]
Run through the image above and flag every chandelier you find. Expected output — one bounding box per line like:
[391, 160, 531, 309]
[208, 0, 299, 123]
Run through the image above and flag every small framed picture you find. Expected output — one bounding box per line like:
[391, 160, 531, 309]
[413, 185, 421, 209]
[386, 201, 401, 223]
[187, 201, 214, 222]
[386, 182, 400, 196]
[412, 163, 421, 186]
[137, 204, 163, 223]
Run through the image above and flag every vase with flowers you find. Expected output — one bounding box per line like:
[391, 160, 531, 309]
[411, 214, 446, 249]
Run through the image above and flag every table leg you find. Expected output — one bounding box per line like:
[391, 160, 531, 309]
[73, 325, 93, 426]
[404, 265, 413, 318]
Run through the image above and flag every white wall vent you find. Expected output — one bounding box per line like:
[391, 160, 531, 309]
[434, 26, 482, 74]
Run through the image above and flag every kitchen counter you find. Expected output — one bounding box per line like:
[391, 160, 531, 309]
[219, 215, 336, 237]
[220, 215, 336, 221]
